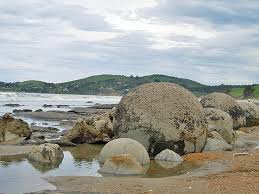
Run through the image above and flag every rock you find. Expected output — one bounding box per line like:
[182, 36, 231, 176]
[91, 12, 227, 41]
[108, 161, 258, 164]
[47, 139, 76, 147]
[4, 103, 23, 107]
[31, 126, 59, 133]
[86, 101, 93, 103]
[237, 101, 259, 127]
[63, 119, 111, 144]
[204, 108, 236, 144]
[43, 104, 54, 108]
[99, 138, 150, 165]
[203, 138, 232, 151]
[93, 113, 113, 137]
[113, 83, 208, 156]
[13, 109, 33, 113]
[35, 109, 43, 112]
[0, 113, 31, 142]
[98, 154, 144, 175]
[154, 149, 183, 162]
[56, 105, 69, 108]
[28, 143, 64, 164]
[200, 93, 246, 130]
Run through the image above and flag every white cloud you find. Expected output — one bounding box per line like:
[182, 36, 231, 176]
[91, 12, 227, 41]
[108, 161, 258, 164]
[0, 0, 259, 84]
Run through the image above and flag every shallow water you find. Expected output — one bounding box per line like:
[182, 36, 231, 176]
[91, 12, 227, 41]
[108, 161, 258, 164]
[0, 144, 198, 194]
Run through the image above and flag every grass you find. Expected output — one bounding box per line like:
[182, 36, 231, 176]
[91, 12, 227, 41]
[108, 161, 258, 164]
[228, 88, 244, 98]
[252, 85, 259, 98]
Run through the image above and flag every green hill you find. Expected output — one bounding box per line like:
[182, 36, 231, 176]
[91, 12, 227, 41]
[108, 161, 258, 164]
[0, 74, 258, 98]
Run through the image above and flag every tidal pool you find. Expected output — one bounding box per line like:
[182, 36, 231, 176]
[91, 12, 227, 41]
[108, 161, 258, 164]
[0, 144, 198, 194]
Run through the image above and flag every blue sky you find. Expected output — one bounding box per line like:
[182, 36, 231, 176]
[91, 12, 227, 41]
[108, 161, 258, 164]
[0, 0, 259, 85]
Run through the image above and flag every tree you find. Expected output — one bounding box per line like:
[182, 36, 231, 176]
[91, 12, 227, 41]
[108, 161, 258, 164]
[243, 86, 255, 98]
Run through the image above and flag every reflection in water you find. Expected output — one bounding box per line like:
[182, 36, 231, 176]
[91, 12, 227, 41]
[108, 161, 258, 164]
[0, 144, 199, 194]
[145, 160, 198, 178]
[28, 158, 63, 173]
[0, 154, 27, 167]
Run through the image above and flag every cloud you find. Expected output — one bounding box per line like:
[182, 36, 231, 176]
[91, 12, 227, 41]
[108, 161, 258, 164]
[0, 0, 258, 85]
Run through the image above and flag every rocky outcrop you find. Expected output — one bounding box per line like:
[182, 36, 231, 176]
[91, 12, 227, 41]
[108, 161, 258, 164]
[63, 109, 115, 144]
[201, 93, 246, 130]
[28, 143, 64, 164]
[204, 108, 236, 144]
[98, 154, 144, 175]
[238, 101, 259, 127]
[154, 149, 183, 162]
[113, 83, 208, 156]
[62, 119, 110, 144]
[99, 138, 150, 165]
[0, 113, 31, 142]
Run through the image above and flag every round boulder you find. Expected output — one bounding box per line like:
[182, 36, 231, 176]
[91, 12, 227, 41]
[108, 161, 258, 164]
[28, 143, 64, 164]
[113, 83, 208, 156]
[99, 138, 150, 165]
[204, 108, 236, 144]
[237, 101, 259, 127]
[98, 154, 144, 175]
[200, 93, 246, 130]
[154, 149, 183, 162]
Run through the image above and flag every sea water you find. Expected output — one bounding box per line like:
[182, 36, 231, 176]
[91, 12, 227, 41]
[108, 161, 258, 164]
[0, 92, 122, 129]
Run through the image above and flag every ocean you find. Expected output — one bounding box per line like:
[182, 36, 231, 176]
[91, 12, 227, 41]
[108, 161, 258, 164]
[0, 92, 122, 129]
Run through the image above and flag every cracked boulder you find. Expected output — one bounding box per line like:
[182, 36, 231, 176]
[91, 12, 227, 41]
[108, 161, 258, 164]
[0, 113, 31, 142]
[113, 83, 208, 156]
[204, 108, 236, 145]
[201, 93, 246, 130]
[63, 118, 111, 144]
[28, 143, 64, 164]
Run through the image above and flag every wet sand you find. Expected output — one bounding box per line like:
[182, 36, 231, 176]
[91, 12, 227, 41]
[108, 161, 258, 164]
[0, 145, 34, 156]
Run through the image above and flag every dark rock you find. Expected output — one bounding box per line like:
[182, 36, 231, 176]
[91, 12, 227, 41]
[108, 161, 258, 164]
[91, 103, 118, 109]
[4, 103, 24, 107]
[42, 104, 54, 108]
[35, 109, 43, 112]
[13, 109, 33, 113]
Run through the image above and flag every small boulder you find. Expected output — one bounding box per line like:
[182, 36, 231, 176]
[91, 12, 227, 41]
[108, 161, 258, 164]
[201, 93, 246, 129]
[154, 149, 183, 162]
[98, 154, 144, 175]
[99, 138, 150, 165]
[204, 108, 236, 144]
[0, 113, 31, 142]
[63, 119, 110, 144]
[203, 138, 232, 151]
[28, 143, 64, 164]
[237, 101, 259, 127]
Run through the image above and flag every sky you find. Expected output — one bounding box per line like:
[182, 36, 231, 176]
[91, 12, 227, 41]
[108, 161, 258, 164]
[0, 0, 259, 85]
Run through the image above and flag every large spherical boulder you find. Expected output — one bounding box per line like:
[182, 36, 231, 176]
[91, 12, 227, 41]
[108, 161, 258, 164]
[200, 93, 246, 130]
[99, 138, 150, 165]
[0, 113, 31, 142]
[237, 101, 259, 127]
[28, 143, 64, 164]
[98, 154, 144, 175]
[113, 83, 208, 156]
[204, 108, 236, 144]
